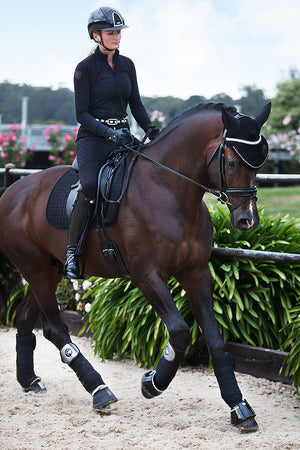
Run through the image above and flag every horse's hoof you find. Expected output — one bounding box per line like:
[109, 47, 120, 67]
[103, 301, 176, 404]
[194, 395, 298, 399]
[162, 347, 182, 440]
[231, 399, 258, 432]
[235, 417, 259, 432]
[141, 370, 164, 399]
[24, 378, 47, 393]
[94, 401, 118, 415]
[93, 386, 118, 412]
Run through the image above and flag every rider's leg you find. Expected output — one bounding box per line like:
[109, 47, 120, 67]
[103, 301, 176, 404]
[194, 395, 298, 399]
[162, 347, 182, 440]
[64, 187, 91, 279]
[64, 136, 117, 279]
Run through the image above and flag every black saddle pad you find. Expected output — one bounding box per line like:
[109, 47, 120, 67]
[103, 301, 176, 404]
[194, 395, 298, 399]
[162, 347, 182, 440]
[46, 169, 79, 228]
[46, 154, 126, 229]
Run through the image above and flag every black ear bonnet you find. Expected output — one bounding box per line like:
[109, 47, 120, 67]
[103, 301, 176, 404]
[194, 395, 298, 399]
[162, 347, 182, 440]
[222, 107, 270, 169]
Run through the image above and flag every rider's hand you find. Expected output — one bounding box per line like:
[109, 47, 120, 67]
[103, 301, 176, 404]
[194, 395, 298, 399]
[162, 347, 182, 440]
[147, 125, 160, 140]
[105, 128, 132, 145]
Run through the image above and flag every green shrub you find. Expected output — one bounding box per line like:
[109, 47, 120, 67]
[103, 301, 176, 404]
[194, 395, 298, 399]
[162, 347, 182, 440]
[2, 278, 94, 327]
[282, 300, 300, 392]
[210, 206, 300, 349]
[81, 277, 197, 368]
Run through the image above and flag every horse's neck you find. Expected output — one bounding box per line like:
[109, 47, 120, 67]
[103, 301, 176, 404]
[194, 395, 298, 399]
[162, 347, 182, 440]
[148, 118, 218, 181]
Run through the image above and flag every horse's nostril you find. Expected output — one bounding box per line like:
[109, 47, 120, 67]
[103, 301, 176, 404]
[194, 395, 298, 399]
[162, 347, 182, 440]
[237, 217, 254, 231]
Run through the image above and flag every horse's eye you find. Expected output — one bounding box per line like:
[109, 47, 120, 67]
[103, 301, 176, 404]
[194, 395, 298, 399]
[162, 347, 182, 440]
[228, 160, 236, 167]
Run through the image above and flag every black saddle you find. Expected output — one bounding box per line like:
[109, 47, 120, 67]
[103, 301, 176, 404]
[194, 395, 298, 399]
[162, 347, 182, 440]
[46, 150, 128, 229]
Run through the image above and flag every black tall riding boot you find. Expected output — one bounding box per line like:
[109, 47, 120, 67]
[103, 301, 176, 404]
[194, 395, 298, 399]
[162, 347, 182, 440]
[64, 189, 91, 280]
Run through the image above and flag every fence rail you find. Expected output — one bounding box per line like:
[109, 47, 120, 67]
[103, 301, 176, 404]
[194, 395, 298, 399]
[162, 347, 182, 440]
[211, 247, 300, 263]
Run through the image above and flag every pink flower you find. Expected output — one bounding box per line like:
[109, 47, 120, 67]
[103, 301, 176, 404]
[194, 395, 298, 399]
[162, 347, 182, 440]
[63, 133, 72, 142]
[47, 124, 60, 134]
[69, 150, 75, 155]
[0, 137, 8, 147]
[8, 133, 17, 142]
[55, 157, 63, 165]
[9, 123, 21, 132]
[48, 155, 56, 161]
[1, 151, 8, 158]
[21, 135, 27, 143]
[45, 133, 51, 141]
[282, 115, 292, 126]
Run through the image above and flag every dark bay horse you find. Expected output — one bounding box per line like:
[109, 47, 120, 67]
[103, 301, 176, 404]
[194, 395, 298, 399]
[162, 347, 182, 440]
[0, 102, 271, 431]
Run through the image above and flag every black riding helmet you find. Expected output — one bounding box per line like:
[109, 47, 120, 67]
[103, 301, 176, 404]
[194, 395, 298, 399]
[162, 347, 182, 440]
[88, 7, 128, 38]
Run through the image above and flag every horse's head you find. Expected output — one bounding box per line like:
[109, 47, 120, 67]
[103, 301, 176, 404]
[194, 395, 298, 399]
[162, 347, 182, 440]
[207, 103, 271, 231]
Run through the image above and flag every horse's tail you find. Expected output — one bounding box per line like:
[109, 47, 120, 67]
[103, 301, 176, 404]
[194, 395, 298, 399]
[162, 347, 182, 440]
[0, 250, 23, 325]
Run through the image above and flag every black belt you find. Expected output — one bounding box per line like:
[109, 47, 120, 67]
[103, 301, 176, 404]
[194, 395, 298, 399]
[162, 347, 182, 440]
[95, 117, 128, 126]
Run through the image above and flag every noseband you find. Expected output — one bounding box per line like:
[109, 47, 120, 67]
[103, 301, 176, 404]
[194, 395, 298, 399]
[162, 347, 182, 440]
[207, 130, 257, 211]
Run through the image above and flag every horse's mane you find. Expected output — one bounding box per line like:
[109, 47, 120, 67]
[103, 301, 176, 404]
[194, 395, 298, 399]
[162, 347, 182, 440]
[151, 102, 237, 144]
[0, 188, 6, 198]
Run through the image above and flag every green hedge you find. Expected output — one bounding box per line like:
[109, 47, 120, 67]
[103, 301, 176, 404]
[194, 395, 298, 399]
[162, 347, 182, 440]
[82, 205, 300, 393]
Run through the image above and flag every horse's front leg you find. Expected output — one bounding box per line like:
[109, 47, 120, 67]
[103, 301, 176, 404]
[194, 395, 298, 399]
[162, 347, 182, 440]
[135, 270, 190, 398]
[177, 265, 258, 432]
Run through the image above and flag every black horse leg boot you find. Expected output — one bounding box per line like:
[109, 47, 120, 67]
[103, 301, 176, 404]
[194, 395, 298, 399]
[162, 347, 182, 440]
[64, 188, 91, 279]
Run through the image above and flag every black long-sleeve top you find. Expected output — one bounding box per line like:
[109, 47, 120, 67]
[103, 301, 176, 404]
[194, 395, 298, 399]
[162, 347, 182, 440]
[74, 47, 152, 140]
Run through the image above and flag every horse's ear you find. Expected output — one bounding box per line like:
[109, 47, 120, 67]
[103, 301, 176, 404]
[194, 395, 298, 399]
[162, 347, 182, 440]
[255, 102, 271, 129]
[222, 108, 240, 133]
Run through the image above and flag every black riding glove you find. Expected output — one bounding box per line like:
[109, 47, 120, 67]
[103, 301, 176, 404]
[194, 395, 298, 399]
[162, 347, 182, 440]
[146, 125, 160, 140]
[105, 128, 132, 145]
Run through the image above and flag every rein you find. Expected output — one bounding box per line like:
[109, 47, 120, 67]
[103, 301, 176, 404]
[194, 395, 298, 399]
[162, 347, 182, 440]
[122, 129, 257, 211]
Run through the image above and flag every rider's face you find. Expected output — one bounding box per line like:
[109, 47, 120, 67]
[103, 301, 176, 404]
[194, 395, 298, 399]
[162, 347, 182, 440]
[95, 30, 121, 50]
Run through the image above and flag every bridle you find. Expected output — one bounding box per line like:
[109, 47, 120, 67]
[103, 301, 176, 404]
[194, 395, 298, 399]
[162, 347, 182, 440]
[206, 129, 257, 211]
[120, 129, 258, 211]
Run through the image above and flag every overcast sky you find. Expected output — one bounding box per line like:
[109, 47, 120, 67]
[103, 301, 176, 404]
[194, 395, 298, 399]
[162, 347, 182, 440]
[0, 0, 299, 100]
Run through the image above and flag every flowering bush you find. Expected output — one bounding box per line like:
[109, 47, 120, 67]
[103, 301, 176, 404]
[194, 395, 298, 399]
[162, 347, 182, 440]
[268, 129, 300, 156]
[0, 124, 34, 168]
[267, 115, 300, 161]
[44, 123, 77, 165]
[55, 278, 93, 313]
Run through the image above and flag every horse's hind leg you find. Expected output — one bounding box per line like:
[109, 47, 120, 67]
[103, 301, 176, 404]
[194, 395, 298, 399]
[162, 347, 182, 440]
[177, 265, 258, 432]
[23, 262, 117, 413]
[15, 287, 47, 392]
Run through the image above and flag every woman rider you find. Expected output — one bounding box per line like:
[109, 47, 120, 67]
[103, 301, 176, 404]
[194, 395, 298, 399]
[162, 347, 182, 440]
[64, 6, 159, 279]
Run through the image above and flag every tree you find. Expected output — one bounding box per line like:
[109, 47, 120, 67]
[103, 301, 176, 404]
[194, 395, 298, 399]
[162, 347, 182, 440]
[237, 85, 270, 117]
[208, 93, 235, 107]
[268, 78, 300, 132]
[0, 82, 76, 124]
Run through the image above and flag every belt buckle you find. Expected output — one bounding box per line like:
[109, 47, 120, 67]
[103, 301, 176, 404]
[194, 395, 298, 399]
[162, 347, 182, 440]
[107, 118, 119, 126]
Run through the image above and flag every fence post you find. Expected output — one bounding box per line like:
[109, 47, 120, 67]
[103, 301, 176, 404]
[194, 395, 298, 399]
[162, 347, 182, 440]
[4, 163, 15, 187]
